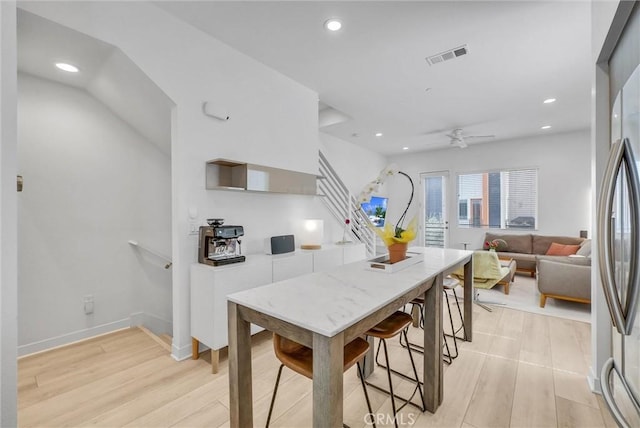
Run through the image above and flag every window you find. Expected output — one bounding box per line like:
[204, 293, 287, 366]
[458, 200, 468, 220]
[457, 168, 537, 229]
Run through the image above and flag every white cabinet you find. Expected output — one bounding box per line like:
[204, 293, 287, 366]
[190, 243, 366, 373]
[308, 246, 343, 272]
[306, 244, 367, 271]
[272, 252, 313, 282]
[190, 256, 271, 372]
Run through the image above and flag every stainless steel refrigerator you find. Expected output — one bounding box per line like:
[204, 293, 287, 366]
[599, 62, 640, 427]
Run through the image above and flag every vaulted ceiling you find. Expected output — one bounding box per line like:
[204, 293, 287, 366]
[17, 9, 173, 155]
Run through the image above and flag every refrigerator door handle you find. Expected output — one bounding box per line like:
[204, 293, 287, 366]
[598, 138, 640, 335]
[601, 357, 640, 428]
[624, 137, 640, 335]
[599, 139, 626, 332]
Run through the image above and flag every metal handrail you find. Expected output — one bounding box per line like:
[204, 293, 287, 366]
[318, 151, 375, 256]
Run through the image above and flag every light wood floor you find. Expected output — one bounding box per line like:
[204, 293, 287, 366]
[18, 304, 616, 427]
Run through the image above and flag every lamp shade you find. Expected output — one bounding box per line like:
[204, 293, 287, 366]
[300, 219, 323, 250]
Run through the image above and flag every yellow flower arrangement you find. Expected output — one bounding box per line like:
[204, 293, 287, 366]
[359, 164, 417, 247]
[373, 216, 418, 246]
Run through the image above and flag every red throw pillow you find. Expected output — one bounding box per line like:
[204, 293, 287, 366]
[546, 242, 581, 256]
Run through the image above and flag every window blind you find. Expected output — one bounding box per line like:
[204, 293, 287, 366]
[457, 168, 537, 229]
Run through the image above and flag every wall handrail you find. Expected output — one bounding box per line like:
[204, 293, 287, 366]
[128, 240, 172, 269]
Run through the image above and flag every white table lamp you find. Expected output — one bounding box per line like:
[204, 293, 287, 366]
[300, 219, 323, 250]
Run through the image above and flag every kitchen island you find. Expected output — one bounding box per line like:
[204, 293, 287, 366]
[227, 247, 473, 427]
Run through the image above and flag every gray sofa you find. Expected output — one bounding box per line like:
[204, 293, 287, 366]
[483, 232, 586, 277]
[536, 256, 591, 307]
[482, 233, 591, 307]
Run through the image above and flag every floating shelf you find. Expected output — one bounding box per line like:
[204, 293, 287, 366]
[206, 159, 320, 196]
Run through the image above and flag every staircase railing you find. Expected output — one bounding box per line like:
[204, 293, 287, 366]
[318, 151, 376, 257]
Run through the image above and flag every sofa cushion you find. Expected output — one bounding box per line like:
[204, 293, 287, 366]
[496, 251, 537, 271]
[536, 254, 592, 266]
[532, 235, 584, 255]
[484, 233, 532, 254]
[499, 252, 537, 262]
[546, 242, 581, 256]
[576, 239, 592, 257]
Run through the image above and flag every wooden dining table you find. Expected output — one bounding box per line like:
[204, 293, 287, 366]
[227, 247, 473, 427]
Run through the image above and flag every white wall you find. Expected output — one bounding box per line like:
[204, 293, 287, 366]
[0, 2, 18, 425]
[319, 132, 388, 196]
[319, 132, 389, 251]
[387, 129, 591, 249]
[87, 49, 173, 155]
[18, 1, 323, 359]
[17, 73, 172, 354]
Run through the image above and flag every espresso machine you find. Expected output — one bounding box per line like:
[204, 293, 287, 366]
[198, 219, 246, 266]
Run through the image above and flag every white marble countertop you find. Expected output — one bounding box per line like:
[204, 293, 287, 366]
[227, 246, 472, 337]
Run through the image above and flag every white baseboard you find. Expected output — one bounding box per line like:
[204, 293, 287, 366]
[19, 312, 173, 357]
[171, 342, 193, 361]
[129, 312, 172, 337]
[18, 318, 131, 357]
[588, 366, 602, 394]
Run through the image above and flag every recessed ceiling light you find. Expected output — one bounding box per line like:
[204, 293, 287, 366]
[541, 125, 551, 130]
[324, 19, 342, 31]
[402, 147, 409, 151]
[543, 98, 556, 104]
[55, 62, 79, 73]
[375, 132, 383, 137]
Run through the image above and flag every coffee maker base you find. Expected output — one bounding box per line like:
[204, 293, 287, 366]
[209, 255, 246, 266]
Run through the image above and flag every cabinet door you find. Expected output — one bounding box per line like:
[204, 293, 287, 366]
[312, 247, 343, 272]
[272, 252, 313, 282]
[190, 265, 217, 346]
[212, 259, 272, 349]
[190, 257, 272, 350]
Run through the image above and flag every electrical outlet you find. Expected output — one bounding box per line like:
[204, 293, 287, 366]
[83, 294, 94, 315]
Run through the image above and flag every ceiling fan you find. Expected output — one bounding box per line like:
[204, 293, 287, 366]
[446, 128, 495, 148]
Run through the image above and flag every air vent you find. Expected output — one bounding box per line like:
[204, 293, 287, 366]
[426, 44, 468, 66]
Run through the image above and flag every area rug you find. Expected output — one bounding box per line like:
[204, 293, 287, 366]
[471, 274, 591, 323]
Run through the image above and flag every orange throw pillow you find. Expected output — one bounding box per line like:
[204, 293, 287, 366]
[546, 242, 580, 256]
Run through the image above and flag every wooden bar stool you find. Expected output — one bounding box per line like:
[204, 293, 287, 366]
[266, 334, 376, 428]
[365, 311, 425, 427]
